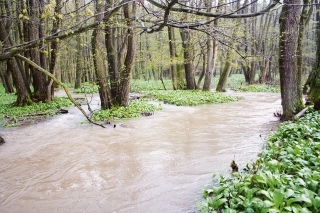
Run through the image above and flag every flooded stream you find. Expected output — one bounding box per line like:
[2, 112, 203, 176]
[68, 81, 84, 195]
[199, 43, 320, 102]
[0, 92, 280, 213]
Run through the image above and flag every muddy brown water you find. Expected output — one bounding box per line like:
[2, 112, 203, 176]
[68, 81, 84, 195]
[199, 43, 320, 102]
[0, 92, 281, 213]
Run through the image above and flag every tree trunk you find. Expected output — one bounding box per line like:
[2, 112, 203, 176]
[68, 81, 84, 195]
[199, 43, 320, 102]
[180, 29, 196, 89]
[168, 26, 178, 90]
[249, 0, 257, 84]
[216, 50, 233, 92]
[47, 0, 62, 101]
[27, 0, 47, 101]
[105, 0, 119, 101]
[197, 48, 206, 89]
[74, 0, 83, 89]
[92, 0, 112, 109]
[297, 0, 313, 96]
[308, 1, 320, 103]
[279, 0, 304, 120]
[0, 4, 30, 105]
[0, 62, 14, 93]
[203, 0, 222, 91]
[117, 3, 136, 106]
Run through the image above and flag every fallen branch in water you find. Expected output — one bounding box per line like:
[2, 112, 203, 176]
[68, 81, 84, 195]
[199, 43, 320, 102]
[15, 54, 105, 128]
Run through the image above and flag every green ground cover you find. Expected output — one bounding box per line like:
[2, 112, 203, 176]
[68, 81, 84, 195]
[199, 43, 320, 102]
[198, 108, 320, 213]
[0, 96, 72, 127]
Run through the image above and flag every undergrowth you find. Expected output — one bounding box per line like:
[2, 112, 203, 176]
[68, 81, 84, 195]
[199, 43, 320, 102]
[144, 90, 241, 106]
[92, 99, 162, 121]
[198, 108, 320, 213]
[232, 84, 281, 93]
[0, 96, 72, 127]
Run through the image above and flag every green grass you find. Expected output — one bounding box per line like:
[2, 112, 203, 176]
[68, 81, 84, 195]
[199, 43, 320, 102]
[212, 74, 280, 93]
[233, 84, 281, 93]
[198, 108, 320, 213]
[73, 82, 99, 94]
[131, 79, 174, 91]
[144, 90, 241, 106]
[92, 99, 162, 121]
[0, 85, 72, 127]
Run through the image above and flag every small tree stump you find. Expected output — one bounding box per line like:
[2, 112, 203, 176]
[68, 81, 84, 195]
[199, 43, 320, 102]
[0, 136, 5, 145]
[230, 160, 238, 173]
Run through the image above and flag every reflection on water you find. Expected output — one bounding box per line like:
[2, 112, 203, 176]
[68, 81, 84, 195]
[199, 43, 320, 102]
[0, 92, 280, 213]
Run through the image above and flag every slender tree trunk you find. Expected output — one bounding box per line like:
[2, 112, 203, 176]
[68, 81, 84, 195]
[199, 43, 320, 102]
[74, 0, 83, 89]
[203, 0, 222, 91]
[0, 62, 14, 93]
[105, 0, 118, 101]
[117, 3, 136, 106]
[249, 0, 257, 84]
[308, 1, 320, 103]
[92, 0, 112, 109]
[180, 29, 196, 89]
[197, 48, 206, 89]
[168, 26, 178, 90]
[27, 0, 47, 101]
[216, 50, 233, 92]
[47, 0, 62, 101]
[279, 0, 304, 120]
[297, 0, 313, 96]
[0, 3, 30, 105]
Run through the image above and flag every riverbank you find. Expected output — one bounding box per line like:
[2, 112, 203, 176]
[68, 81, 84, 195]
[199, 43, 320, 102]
[198, 107, 320, 212]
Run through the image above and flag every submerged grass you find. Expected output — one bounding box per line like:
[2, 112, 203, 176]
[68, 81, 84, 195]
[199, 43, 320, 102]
[198, 108, 320, 213]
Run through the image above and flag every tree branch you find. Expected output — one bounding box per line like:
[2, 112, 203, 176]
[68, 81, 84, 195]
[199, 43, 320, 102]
[0, 0, 132, 61]
[146, 0, 280, 18]
[15, 54, 106, 128]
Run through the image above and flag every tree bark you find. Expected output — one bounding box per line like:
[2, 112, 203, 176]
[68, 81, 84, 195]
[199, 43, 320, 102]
[168, 26, 178, 90]
[216, 49, 233, 92]
[117, 3, 136, 106]
[279, 0, 304, 120]
[297, 0, 313, 96]
[92, 0, 112, 109]
[47, 0, 62, 101]
[27, 0, 47, 101]
[308, 1, 320, 103]
[180, 29, 196, 89]
[74, 0, 83, 89]
[203, 0, 222, 91]
[105, 0, 119, 101]
[0, 4, 30, 105]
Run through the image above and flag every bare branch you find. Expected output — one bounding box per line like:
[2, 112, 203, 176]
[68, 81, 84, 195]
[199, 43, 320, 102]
[0, 0, 132, 61]
[146, 0, 280, 18]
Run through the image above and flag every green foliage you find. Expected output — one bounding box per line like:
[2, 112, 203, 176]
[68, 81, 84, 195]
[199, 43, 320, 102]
[0, 90, 72, 127]
[213, 74, 246, 88]
[72, 80, 174, 93]
[74, 82, 99, 94]
[92, 99, 162, 121]
[144, 90, 240, 106]
[198, 108, 320, 213]
[130, 79, 174, 91]
[233, 84, 281, 93]
[211, 74, 280, 93]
